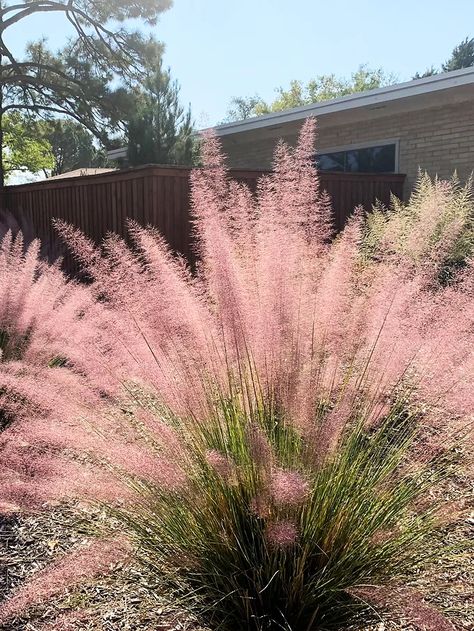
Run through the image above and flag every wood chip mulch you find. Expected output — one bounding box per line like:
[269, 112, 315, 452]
[0, 464, 471, 631]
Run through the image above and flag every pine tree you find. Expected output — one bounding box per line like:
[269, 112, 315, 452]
[442, 37, 474, 72]
[127, 62, 194, 166]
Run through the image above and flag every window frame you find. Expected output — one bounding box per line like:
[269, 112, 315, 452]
[315, 138, 400, 174]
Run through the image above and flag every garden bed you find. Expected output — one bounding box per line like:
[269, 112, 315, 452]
[1, 459, 471, 631]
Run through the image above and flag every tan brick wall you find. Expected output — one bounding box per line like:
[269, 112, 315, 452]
[219, 100, 474, 196]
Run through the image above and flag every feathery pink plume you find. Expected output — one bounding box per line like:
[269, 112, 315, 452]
[0, 538, 129, 623]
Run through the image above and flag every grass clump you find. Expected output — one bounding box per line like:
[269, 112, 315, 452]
[2, 119, 471, 630]
[110, 390, 451, 630]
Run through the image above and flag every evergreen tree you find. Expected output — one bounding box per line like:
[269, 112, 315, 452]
[412, 66, 438, 79]
[127, 62, 194, 166]
[442, 37, 474, 72]
[413, 37, 474, 79]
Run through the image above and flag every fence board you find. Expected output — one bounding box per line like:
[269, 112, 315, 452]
[0, 165, 405, 275]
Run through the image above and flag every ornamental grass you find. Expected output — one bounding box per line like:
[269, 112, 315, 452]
[0, 119, 472, 630]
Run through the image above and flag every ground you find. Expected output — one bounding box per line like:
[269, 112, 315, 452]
[0, 464, 472, 631]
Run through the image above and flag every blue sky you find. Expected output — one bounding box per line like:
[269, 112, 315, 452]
[7, 0, 474, 125]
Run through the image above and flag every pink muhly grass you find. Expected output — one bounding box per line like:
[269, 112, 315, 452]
[53, 118, 474, 441]
[247, 423, 273, 471]
[0, 230, 109, 431]
[0, 241, 110, 513]
[132, 407, 189, 464]
[1, 118, 471, 629]
[266, 520, 298, 549]
[10, 407, 188, 506]
[309, 396, 356, 464]
[55, 221, 219, 419]
[103, 440, 188, 492]
[0, 233, 139, 512]
[275, 117, 333, 246]
[45, 119, 471, 631]
[0, 360, 100, 424]
[191, 149, 253, 349]
[40, 118, 472, 504]
[226, 180, 258, 250]
[249, 493, 271, 519]
[205, 449, 234, 480]
[270, 468, 308, 506]
[0, 427, 131, 510]
[366, 173, 474, 286]
[0, 232, 103, 371]
[0, 538, 129, 624]
[309, 209, 363, 359]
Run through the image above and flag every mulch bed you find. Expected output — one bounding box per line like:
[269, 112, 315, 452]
[0, 505, 208, 630]
[0, 465, 472, 631]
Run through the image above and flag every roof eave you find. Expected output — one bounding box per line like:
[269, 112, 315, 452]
[213, 67, 474, 137]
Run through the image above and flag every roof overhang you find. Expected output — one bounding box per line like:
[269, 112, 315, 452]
[107, 147, 128, 160]
[213, 67, 474, 138]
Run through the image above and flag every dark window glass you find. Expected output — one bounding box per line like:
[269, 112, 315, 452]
[371, 144, 396, 173]
[345, 149, 361, 172]
[316, 151, 345, 172]
[316, 143, 396, 173]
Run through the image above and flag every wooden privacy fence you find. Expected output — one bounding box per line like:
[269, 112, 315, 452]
[0, 165, 405, 275]
[320, 171, 405, 229]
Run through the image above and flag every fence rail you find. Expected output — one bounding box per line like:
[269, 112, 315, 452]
[0, 165, 405, 275]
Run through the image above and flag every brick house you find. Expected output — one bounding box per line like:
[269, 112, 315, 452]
[214, 68, 474, 197]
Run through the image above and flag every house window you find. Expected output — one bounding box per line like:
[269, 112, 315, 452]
[316, 142, 397, 173]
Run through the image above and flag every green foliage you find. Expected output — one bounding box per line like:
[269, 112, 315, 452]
[5, 36, 145, 144]
[412, 66, 438, 79]
[2, 113, 54, 180]
[40, 119, 109, 176]
[0, 1, 172, 182]
[227, 36, 474, 122]
[362, 173, 474, 285]
[110, 385, 448, 631]
[225, 95, 266, 123]
[413, 36, 474, 78]
[2, 111, 110, 180]
[225, 65, 397, 121]
[442, 37, 474, 72]
[126, 61, 194, 166]
[0, 326, 32, 363]
[67, 0, 172, 23]
[0, 326, 33, 431]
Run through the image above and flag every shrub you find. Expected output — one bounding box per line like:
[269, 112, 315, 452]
[363, 172, 474, 285]
[49, 119, 473, 629]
